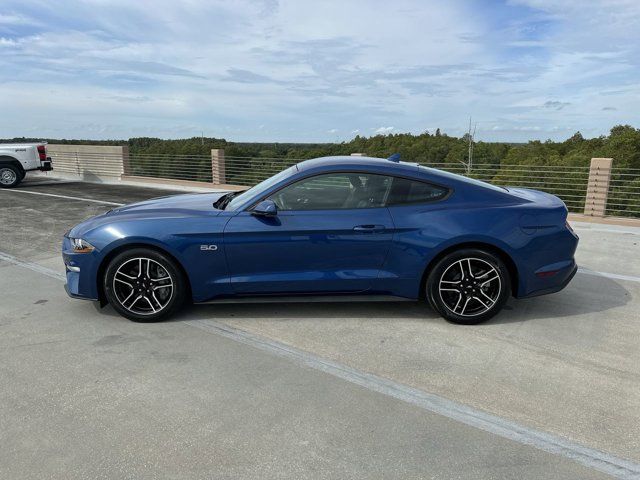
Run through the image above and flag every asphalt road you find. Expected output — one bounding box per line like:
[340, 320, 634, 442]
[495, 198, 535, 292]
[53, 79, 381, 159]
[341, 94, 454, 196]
[0, 176, 639, 479]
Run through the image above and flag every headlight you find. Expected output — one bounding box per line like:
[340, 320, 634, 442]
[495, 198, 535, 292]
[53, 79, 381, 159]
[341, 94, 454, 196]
[70, 238, 95, 253]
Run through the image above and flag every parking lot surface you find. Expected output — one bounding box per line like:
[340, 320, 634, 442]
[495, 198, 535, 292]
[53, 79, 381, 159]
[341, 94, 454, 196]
[1, 177, 639, 479]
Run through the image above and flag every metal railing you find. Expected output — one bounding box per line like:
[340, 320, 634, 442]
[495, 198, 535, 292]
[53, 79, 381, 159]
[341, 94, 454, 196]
[224, 156, 300, 185]
[127, 153, 214, 182]
[606, 168, 640, 217]
[44, 147, 640, 219]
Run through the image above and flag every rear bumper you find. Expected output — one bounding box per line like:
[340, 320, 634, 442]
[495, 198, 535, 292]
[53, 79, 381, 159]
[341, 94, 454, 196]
[514, 222, 579, 298]
[38, 158, 52, 171]
[518, 261, 578, 298]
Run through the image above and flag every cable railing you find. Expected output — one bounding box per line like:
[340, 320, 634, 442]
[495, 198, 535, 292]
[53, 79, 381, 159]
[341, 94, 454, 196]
[127, 153, 214, 182]
[44, 149, 640, 219]
[606, 168, 640, 217]
[125, 155, 602, 212]
[422, 162, 591, 212]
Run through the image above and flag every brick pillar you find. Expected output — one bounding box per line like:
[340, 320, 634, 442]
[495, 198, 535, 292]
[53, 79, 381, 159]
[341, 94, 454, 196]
[584, 157, 613, 217]
[211, 149, 226, 185]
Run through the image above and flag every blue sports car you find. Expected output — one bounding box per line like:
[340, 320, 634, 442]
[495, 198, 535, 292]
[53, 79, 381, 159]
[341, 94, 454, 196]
[63, 156, 579, 324]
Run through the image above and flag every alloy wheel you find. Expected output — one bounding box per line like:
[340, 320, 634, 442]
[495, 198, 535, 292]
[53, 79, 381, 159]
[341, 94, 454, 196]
[112, 257, 174, 315]
[438, 257, 501, 317]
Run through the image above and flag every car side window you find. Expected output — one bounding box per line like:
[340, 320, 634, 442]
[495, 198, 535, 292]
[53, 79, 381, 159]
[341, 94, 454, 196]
[268, 173, 393, 211]
[386, 177, 448, 206]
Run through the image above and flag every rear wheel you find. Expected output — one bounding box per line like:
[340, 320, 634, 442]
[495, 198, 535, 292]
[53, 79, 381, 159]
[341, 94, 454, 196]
[0, 165, 22, 188]
[103, 248, 187, 322]
[426, 249, 510, 325]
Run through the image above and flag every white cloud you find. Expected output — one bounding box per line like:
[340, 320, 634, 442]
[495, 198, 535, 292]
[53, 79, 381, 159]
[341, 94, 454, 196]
[0, 13, 39, 25]
[374, 127, 395, 135]
[0, 37, 18, 46]
[0, 0, 638, 142]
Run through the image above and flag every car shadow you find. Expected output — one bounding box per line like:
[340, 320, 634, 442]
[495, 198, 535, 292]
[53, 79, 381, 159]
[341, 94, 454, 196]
[176, 300, 438, 323]
[95, 271, 632, 326]
[21, 177, 74, 187]
[164, 272, 632, 326]
[95, 297, 440, 323]
[486, 272, 631, 324]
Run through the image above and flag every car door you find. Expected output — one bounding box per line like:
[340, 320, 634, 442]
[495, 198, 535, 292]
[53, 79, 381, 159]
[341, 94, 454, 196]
[223, 172, 395, 294]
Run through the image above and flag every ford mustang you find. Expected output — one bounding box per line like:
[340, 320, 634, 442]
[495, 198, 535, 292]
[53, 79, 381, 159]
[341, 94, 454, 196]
[63, 156, 579, 324]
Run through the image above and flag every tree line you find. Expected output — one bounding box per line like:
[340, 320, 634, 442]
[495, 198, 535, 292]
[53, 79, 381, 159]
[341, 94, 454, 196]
[3, 125, 639, 216]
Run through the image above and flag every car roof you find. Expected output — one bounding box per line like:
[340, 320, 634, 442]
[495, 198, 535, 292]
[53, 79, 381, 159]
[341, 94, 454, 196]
[296, 155, 420, 173]
[295, 155, 511, 196]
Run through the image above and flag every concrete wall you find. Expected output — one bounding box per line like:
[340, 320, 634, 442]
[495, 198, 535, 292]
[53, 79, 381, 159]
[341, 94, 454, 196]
[47, 144, 127, 182]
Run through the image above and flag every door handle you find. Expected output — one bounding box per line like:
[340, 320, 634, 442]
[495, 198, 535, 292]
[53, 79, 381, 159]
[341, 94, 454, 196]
[353, 224, 386, 233]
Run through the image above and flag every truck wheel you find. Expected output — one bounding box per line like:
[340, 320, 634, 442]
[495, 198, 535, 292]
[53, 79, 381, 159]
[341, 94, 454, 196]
[0, 165, 22, 188]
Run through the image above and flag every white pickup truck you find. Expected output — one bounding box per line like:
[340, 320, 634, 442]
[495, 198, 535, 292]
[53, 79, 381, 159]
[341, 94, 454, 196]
[0, 142, 53, 188]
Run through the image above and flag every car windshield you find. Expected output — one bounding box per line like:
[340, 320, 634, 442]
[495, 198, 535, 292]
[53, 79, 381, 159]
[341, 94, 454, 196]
[224, 165, 297, 210]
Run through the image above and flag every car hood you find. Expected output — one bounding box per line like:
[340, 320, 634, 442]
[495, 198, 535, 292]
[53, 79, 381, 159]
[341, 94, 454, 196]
[68, 192, 228, 238]
[111, 192, 228, 215]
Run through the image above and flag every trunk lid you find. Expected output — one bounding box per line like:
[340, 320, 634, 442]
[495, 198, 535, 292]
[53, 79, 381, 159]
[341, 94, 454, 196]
[506, 187, 566, 208]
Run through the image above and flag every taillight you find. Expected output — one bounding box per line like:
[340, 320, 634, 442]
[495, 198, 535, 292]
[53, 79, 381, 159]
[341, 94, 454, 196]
[536, 270, 559, 278]
[37, 145, 46, 161]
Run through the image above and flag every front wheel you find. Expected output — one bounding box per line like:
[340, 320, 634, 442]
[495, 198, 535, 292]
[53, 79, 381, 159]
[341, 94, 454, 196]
[0, 165, 22, 188]
[426, 249, 511, 325]
[103, 248, 187, 322]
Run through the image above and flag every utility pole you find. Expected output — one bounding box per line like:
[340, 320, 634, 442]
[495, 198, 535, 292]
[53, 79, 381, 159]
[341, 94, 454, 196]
[460, 118, 477, 175]
[468, 118, 477, 174]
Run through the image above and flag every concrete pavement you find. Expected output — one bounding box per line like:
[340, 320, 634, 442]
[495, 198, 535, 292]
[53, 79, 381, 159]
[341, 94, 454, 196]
[1, 177, 639, 479]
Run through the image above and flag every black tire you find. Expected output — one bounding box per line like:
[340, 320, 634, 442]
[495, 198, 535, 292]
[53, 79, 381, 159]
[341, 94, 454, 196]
[103, 248, 187, 322]
[426, 248, 511, 325]
[0, 165, 22, 188]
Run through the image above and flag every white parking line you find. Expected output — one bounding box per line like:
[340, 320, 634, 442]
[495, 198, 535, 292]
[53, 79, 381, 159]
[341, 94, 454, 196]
[574, 226, 640, 236]
[1, 249, 639, 479]
[578, 268, 640, 283]
[0, 188, 124, 206]
[0, 251, 66, 281]
[188, 319, 640, 480]
[23, 181, 74, 187]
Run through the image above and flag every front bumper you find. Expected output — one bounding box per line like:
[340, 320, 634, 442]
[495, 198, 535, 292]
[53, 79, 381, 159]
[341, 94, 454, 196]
[62, 236, 100, 301]
[64, 281, 97, 300]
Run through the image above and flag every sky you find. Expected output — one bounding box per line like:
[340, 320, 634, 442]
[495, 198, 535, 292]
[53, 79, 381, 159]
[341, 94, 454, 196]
[0, 0, 638, 143]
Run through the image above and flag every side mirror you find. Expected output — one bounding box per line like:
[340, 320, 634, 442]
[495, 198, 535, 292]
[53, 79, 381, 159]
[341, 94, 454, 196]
[252, 199, 278, 217]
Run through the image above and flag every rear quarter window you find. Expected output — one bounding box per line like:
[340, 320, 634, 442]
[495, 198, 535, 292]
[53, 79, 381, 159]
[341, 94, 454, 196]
[386, 177, 448, 206]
